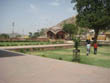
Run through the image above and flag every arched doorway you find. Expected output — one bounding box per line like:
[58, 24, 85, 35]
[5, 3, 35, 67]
[56, 31, 65, 39]
[47, 31, 55, 39]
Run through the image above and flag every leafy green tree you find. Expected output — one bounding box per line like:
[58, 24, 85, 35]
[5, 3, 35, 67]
[33, 32, 40, 38]
[0, 34, 9, 38]
[29, 28, 45, 38]
[39, 28, 45, 36]
[71, 0, 110, 42]
[63, 24, 77, 39]
[29, 32, 33, 38]
[16, 34, 21, 38]
[73, 37, 80, 50]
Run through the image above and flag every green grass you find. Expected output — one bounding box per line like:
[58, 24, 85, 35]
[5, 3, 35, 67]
[25, 46, 110, 68]
[0, 41, 64, 47]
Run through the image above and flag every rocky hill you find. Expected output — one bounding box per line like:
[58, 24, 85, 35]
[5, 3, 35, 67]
[56, 16, 76, 28]
[45, 16, 76, 36]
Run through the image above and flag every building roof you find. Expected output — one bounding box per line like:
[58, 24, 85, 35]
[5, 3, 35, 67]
[47, 26, 64, 34]
[47, 16, 76, 35]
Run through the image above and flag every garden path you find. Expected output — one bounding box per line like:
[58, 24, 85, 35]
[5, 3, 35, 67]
[0, 49, 110, 83]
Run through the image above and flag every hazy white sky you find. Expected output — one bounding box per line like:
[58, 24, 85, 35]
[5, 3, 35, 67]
[0, 0, 77, 35]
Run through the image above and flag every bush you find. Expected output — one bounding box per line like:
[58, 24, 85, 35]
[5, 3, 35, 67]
[59, 57, 63, 60]
[19, 49, 26, 53]
[26, 48, 30, 51]
[42, 55, 46, 57]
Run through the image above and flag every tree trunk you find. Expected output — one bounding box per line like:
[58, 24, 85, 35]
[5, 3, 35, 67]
[70, 34, 72, 40]
[94, 28, 99, 43]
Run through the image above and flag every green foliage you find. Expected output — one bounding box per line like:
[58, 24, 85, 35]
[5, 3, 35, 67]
[51, 40, 64, 44]
[72, 37, 81, 62]
[73, 37, 80, 50]
[59, 57, 63, 60]
[39, 28, 45, 36]
[16, 34, 21, 37]
[33, 32, 40, 38]
[24, 46, 110, 68]
[28, 28, 45, 38]
[71, 0, 110, 41]
[0, 34, 9, 38]
[63, 24, 78, 39]
[29, 31, 40, 38]
[0, 41, 62, 47]
[41, 55, 46, 57]
[78, 28, 88, 35]
[29, 32, 33, 38]
[19, 49, 26, 53]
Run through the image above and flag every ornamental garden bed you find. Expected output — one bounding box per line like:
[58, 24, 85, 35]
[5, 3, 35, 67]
[0, 40, 64, 47]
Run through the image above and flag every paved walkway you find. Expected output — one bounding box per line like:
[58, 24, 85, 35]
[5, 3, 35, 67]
[0, 44, 73, 50]
[0, 50, 110, 83]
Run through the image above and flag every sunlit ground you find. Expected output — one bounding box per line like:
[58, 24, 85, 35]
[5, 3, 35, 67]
[25, 46, 110, 68]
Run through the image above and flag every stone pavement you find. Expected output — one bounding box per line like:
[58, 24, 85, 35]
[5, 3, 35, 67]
[0, 50, 110, 83]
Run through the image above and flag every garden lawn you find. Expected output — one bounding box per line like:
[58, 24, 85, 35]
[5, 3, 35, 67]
[25, 46, 110, 68]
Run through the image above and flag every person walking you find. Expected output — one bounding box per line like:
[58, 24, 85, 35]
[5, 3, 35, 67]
[93, 42, 98, 55]
[86, 39, 91, 56]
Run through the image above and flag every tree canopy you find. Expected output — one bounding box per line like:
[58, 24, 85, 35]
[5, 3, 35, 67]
[28, 28, 45, 38]
[0, 34, 9, 38]
[29, 32, 33, 38]
[71, 0, 110, 41]
[63, 24, 77, 39]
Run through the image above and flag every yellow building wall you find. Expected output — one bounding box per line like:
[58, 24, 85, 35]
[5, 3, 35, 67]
[87, 35, 106, 40]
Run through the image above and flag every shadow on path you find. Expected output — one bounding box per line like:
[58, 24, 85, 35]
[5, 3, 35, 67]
[0, 49, 24, 58]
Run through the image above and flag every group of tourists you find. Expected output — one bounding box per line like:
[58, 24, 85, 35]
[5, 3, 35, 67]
[86, 39, 98, 56]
